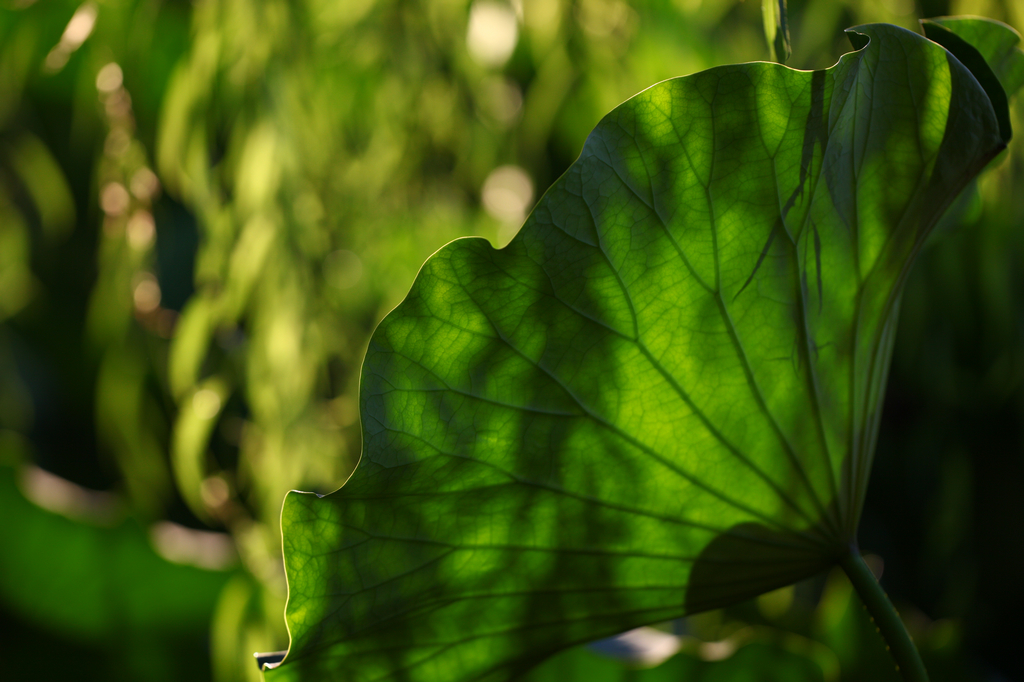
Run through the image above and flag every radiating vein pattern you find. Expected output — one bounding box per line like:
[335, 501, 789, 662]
[269, 22, 1008, 682]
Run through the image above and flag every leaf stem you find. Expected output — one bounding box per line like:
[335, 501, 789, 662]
[840, 546, 929, 682]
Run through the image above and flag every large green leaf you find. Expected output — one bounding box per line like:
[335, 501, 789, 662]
[267, 21, 1012, 682]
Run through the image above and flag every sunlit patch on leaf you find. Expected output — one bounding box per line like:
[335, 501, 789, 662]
[267, 19, 1014, 682]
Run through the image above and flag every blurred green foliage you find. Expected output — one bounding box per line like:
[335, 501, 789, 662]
[0, 0, 1022, 680]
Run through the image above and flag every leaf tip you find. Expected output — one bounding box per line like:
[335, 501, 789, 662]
[843, 27, 871, 51]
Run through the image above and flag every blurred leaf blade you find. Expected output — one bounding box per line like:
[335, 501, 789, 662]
[6, 133, 76, 241]
[0, 450, 232, 679]
[172, 376, 231, 520]
[269, 22, 1008, 682]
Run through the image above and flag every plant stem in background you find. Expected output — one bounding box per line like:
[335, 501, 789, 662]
[761, 0, 791, 63]
[840, 546, 929, 682]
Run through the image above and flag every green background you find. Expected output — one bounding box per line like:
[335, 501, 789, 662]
[0, 0, 1021, 680]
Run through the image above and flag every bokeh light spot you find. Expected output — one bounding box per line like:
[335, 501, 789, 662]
[133, 275, 161, 313]
[95, 63, 123, 94]
[192, 389, 222, 420]
[467, 1, 519, 67]
[482, 165, 533, 244]
[101, 182, 130, 216]
[126, 211, 156, 250]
